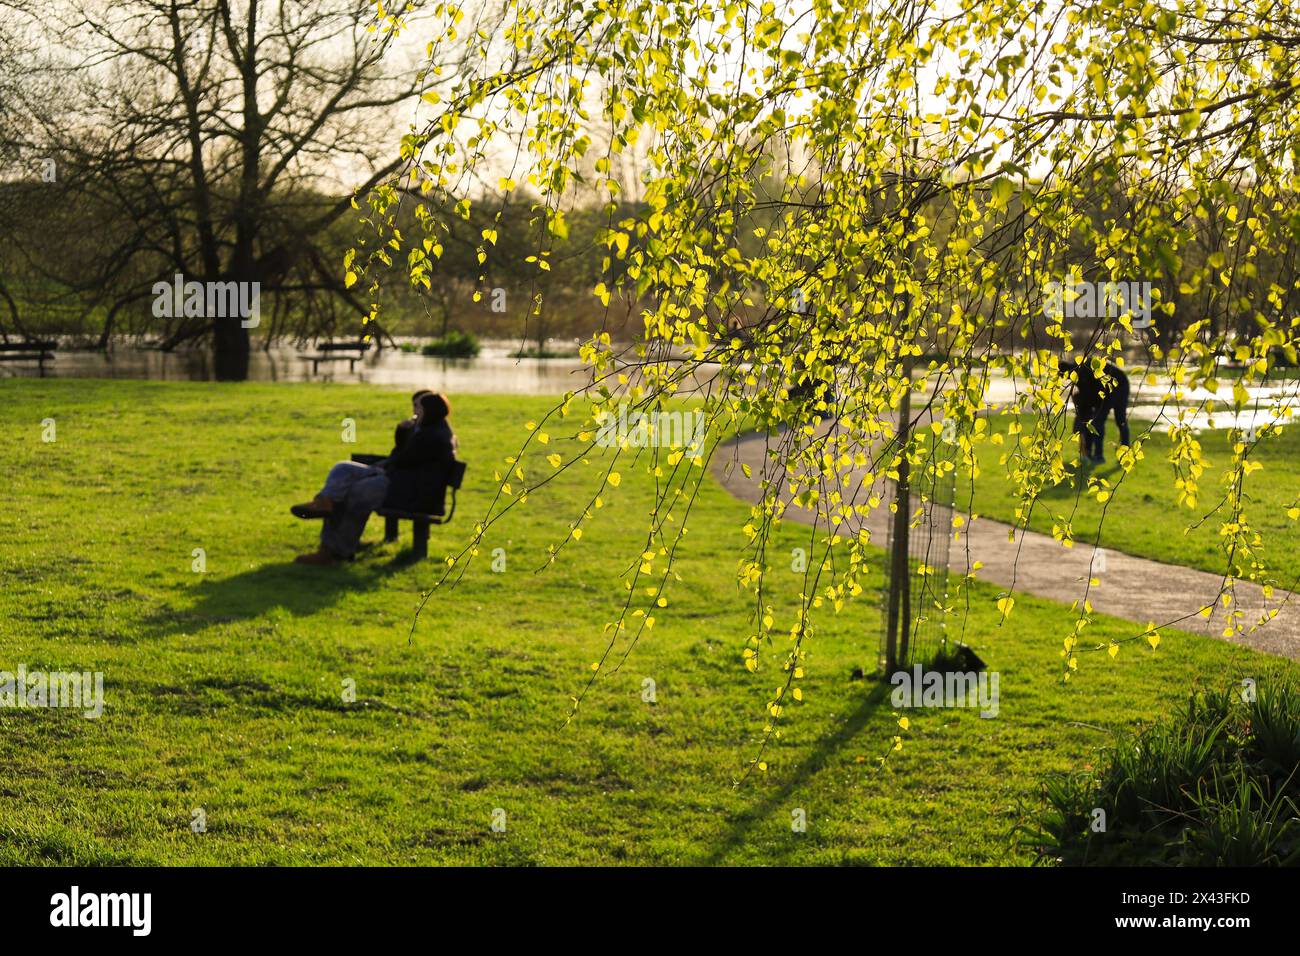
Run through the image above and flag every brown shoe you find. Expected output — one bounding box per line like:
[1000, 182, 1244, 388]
[291, 496, 335, 519]
[294, 548, 341, 565]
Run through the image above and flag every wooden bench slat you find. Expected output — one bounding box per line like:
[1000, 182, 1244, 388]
[377, 510, 446, 522]
[0, 345, 56, 377]
[376, 468, 462, 559]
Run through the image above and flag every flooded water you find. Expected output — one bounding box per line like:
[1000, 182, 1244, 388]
[978, 372, 1299, 433]
[1122, 381, 1298, 433]
[9, 343, 1298, 433]
[1129, 405, 1297, 434]
[2, 343, 595, 395]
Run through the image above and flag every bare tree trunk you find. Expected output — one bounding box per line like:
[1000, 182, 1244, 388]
[885, 359, 913, 674]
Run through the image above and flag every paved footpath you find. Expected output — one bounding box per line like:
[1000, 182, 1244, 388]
[712, 428, 1300, 660]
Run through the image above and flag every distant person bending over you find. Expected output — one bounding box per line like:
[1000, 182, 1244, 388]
[292, 392, 458, 565]
[1061, 358, 1131, 464]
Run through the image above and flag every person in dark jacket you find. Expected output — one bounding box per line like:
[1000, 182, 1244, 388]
[291, 392, 457, 564]
[392, 389, 433, 453]
[1061, 358, 1130, 464]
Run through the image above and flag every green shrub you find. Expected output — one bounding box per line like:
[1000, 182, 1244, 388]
[421, 330, 480, 358]
[511, 344, 578, 359]
[1017, 678, 1300, 865]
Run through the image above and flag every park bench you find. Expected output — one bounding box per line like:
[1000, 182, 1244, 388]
[302, 340, 370, 374]
[0, 340, 57, 376]
[349, 455, 467, 560]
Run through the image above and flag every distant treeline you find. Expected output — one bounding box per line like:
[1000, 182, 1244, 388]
[2, 171, 1297, 360]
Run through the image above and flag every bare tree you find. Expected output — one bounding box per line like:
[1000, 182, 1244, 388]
[0, 1, 43, 342]
[5, 0, 457, 377]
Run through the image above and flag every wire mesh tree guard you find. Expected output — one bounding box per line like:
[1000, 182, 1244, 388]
[879, 405, 958, 676]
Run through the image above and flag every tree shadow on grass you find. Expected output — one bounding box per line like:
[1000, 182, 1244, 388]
[143, 543, 423, 640]
[699, 679, 892, 866]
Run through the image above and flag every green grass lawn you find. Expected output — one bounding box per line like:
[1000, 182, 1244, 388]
[0, 379, 1294, 865]
[967, 412, 1300, 587]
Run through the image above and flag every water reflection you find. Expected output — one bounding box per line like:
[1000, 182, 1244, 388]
[3, 344, 596, 395]
[21, 347, 1290, 434]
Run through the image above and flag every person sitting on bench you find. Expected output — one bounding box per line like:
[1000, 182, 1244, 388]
[392, 388, 433, 453]
[291, 392, 458, 565]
